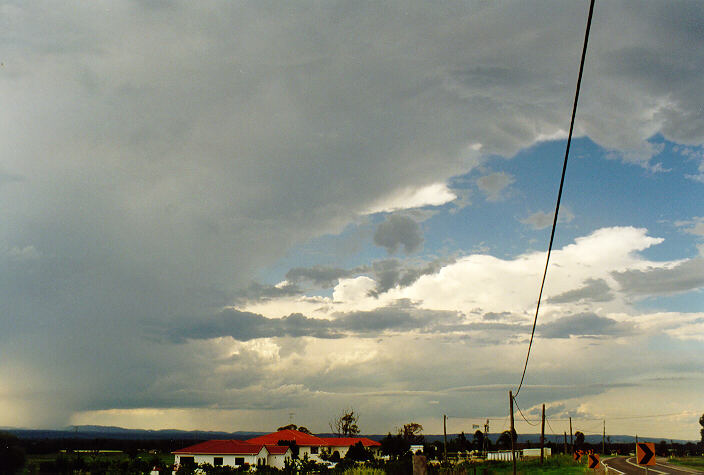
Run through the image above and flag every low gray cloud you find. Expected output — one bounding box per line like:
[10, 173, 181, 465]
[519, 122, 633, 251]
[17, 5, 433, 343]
[482, 312, 512, 321]
[540, 313, 635, 339]
[285, 266, 357, 288]
[369, 258, 449, 295]
[675, 216, 704, 237]
[373, 215, 424, 254]
[172, 309, 340, 342]
[171, 304, 469, 342]
[476, 172, 515, 202]
[521, 208, 575, 230]
[612, 258, 704, 296]
[234, 281, 302, 303]
[548, 278, 614, 303]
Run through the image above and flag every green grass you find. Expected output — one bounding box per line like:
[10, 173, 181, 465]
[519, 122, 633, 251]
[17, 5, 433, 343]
[341, 469, 386, 475]
[668, 456, 704, 469]
[455, 454, 591, 474]
[23, 450, 175, 474]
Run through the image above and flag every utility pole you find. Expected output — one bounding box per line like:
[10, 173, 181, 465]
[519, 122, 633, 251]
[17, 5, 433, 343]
[563, 432, 568, 454]
[602, 419, 605, 455]
[483, 419, 489, 457]
[569, 417, 573, 453]
[509, 391, 516, 475]
[540, 404, 545, 464]
[443, 414, 448, 463]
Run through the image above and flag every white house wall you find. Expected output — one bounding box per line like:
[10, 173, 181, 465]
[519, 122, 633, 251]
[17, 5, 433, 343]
[297, 445, 323, 462]
[174, 454, 257, 468]
[267, 453, 289, 469]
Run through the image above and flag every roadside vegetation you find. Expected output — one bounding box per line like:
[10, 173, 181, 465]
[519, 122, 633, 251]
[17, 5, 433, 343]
[2, 412, 703, 474]
[668, 456, 704, 470]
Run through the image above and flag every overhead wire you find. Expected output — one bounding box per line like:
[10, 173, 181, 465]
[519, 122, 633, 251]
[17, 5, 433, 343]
[514, 0, 597, 397]
[513, 398, 539, 426]
[545, 417, 557, 436]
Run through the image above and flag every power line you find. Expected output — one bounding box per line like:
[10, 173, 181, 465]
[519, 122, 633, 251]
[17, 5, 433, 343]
[545, 417, 557, 436]
[513, 398, 539, 426]
[515, 0, 596, 397]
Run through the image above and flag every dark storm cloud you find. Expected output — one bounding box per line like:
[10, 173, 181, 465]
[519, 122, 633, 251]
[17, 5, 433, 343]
[612, 258, 704, 296]
[373, 215, 424, 254]
[172, 305, 465, 342]
[539, 313, 635, 339]
[1, 0, 703, 427]
[548, 278, 614, 303]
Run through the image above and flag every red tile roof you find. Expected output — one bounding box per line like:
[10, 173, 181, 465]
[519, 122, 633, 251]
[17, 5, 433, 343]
[173, 440, 264, 455]
[321, 437, 381, 447]
[247, 429, 327, 446]
[265, 444, 291, 455]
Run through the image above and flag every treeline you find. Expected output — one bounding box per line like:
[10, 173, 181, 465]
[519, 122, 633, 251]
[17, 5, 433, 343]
[18, 437, 202, 455]
[420, 430, 702, 458]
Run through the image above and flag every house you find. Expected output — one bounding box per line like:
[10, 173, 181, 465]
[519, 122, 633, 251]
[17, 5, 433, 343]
[173, 428, 382, 469]
[172, 439, 292, 470]
[246, 429, 327, 461]
[522, 447, 551, 458]
[246, 429, 381, 462]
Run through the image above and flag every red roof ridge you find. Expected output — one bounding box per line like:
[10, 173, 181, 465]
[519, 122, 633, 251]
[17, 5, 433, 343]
[321, 437, 381, 447]
[246, 429, 326, 446]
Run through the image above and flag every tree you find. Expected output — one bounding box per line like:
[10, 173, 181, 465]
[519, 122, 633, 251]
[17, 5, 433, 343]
[454, 432, 471, 452]
[277, 423, 298, 431]
[380, 433, 410, 459]
[345, 441, 373, 462]
[277, 440, 299, 458]
[329, 408, 360, 437]
[699, 413, 704, 446]
[473, 430, 485, 450]
[497, 431, 512, 449]
[297, 426, 311, 434]
[0, 432, 25, 474]
[400, 423, 424, 444]
[575, 431, 585, 448]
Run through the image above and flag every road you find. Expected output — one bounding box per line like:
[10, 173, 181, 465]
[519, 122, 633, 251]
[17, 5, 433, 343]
[602, 456, 703, 475]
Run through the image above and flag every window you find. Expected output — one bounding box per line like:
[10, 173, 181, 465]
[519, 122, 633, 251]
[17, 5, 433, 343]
[214, 457, 223, 466]
[180, 456, 195, 467]
[311, 446, 319, 454]
[235, 457, 245, 466]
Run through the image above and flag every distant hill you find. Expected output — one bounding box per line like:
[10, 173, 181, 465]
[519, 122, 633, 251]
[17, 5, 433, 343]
[3, 425, 696, 445]
[5, 425, 267, 441]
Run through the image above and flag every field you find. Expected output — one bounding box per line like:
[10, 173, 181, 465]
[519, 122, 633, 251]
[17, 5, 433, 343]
[22, 450, 175, 474]
[457, 454, 591, 474]
[668, 456, 704, 470]
[20, 452, 594, 474]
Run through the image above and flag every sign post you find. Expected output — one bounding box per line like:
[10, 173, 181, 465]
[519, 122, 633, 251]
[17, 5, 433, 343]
[587, 452, 600, 470]
[636, 442, 656, 474]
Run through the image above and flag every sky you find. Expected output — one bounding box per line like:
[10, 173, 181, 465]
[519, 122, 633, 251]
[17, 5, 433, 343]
[1, 1, 703, 441]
